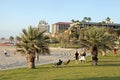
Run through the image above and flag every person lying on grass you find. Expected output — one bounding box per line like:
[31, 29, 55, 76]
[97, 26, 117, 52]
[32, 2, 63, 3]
[53, 59, 63, 67]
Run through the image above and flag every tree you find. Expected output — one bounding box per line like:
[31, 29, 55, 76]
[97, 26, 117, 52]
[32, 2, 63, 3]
[62, 30, 71, 47]
[105, 17, 111, 27]
[87, 17, 91, 22]
[79, 27, 115, 65]
[1, 37, 5, 40]
[69, 20, 80, 40]
[83, 17, 91, 27]
[15, 36, 21, 43]
[83, 17, 88, 22]
[69, 26, 79, 39]
[115, 28, 120, 48]
[16, 26, 50, 68]
[9, 36, 14, 44]
[71, 19, 75, 23]
[105, 17, 111, 23]
[99, 21, 106, 27]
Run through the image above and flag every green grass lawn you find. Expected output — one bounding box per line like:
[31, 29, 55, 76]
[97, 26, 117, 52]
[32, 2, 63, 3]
[0, 53, 120, 80]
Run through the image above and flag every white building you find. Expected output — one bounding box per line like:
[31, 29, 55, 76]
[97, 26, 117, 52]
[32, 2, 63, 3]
[38, 20, 49, 33]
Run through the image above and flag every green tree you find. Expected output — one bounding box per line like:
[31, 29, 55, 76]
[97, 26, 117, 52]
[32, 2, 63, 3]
[69, 26, 79, 39]
[99, 21, 106, 27]
[87, 17, 91, 22]
[105, 17, 111, 23]
[15, 36, 21, 43]
[83, 17, 91, 26]
[9, 36, 14, 44]
[83, 17, 88, 22]
[115, 28, 120, 48]
[79, 27, 115, 65]
[16, 26, 50, 68]
[69, 20, 80, 39]
[105, 17, 111, 27]
[81, 19, 86, 27]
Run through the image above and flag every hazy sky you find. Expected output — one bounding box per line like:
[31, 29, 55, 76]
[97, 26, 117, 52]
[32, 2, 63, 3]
[0, 0, 120, 38]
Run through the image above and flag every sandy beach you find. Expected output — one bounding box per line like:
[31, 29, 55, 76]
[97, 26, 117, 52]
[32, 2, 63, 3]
[0, 46, 83, 70]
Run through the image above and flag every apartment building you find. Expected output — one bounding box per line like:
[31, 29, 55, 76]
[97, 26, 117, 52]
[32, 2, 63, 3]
[51, 21, 120, 33]
[51, 22, 71, 33]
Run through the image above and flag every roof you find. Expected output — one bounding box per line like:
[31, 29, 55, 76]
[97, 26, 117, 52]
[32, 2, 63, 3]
[53, 21, 120, 27]
[54, 22, 71, 25]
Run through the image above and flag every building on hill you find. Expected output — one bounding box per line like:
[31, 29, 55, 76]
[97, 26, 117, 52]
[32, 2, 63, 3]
[51, 22, 71, 33]
[37, 20, 50, 33]
[79, 22, 120, 28]
[51, 21, 120, 34]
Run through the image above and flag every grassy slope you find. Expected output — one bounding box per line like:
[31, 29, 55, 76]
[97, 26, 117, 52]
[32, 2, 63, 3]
[0, 53, 120, 80]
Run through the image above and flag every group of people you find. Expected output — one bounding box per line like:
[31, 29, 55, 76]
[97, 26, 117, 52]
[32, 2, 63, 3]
[54, 49, 87, 67]
[51, 46, 119, 67]
[53, 59, 71, 67]
[75, 50, 86, 63]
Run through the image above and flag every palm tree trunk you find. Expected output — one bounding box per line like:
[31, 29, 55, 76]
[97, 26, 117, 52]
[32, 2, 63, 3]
[26, 53, 36, 68]
[91, 45, 98, 65]
[36, 53, 39, 62]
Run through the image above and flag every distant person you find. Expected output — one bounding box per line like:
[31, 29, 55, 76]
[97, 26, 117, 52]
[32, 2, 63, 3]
[53, 59, 63, 67]
[113, 48, 117, 56]
[64, 59, 70, 65]
[75, 51, 79, 63]
[4, 49, 8, 56]
[79, 51, 86, 63]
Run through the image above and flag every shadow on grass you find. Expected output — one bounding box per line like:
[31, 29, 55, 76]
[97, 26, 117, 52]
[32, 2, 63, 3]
[35, 59, 120, 70]
[36, 65, 88, 70]
[99, 60, 120, 62]
[53, 76, 120, 80]
[98, 63, 120, 67]
[36, 62, 120, 70]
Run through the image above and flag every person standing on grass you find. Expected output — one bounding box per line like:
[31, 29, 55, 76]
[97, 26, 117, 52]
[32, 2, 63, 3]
[4, 49, 8, 56]
[113, 48, 117, 56]
[79, 51, 86, 63]
[75, 51, 79, 63]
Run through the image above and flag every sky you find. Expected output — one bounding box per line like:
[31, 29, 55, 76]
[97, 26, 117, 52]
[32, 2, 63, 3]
[0, 0, 120, 38]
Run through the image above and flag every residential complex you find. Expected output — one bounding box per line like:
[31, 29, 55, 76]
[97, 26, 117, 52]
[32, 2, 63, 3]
[51, 22, 120, 34]
[51, 22, 71, 33]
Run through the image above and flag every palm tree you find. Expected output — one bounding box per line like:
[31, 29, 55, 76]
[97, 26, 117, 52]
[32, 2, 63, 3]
[81, 20, 86, 27]
[99, 21, 106, 27]
[87, 17, 91, 27]
[115, 28, 120, 48]
[9, 36, 14, 44]
[105, 17, 111, 27]
[87, 17, 91, 22]
[62, 30, 71, 47]
[105, 17, 111, 23]
[83, 17, 91, 27]
[16, 26, 50, 68]
[83, 17, 88, 22]
[1, 37, 5, 40]
[15, 36, 21, 43]
[69, 25, 79, 39]
[79, 27, 115, 65]
[71, 19, 75, 23]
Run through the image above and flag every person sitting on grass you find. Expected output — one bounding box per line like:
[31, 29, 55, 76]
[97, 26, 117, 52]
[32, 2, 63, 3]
[64, 59, 70, 65]
[53, 59, 63, 67]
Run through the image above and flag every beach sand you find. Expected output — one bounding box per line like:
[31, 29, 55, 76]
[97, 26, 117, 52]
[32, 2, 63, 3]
[0, 46, 77, 70]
